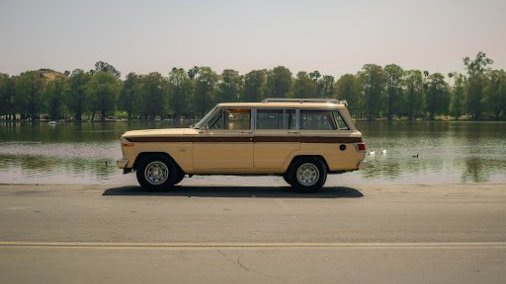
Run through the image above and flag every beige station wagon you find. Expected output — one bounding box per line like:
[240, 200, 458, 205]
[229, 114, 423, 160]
[116, 99, 366, 192]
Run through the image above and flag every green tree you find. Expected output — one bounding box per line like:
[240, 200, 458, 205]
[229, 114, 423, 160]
[194, 67, 218, 116]
[294, 71, 314, 98]
[15, 71, 47, 120]
[44, 77, 69, 120]
[168, 67, 193, 118]
[94, 61, 121, 78]
[119, 72, 141, 120]
[309, 70, 321, 97]
[265, 66, 293, 98]
[403, 70, 425, 120]
[86, 71, 121, 122]
[450, 73, 466, 119]
[384, 64, 404, 120]
[318, 75, 335, 98]
[464, 52, 494, 120]
[187, 66, 199, 80]
[243, 69, 266, 102]
[217, 69, 243, 102]
[359, 64, 386, 120]
[483, 69, 506, 119]
[138, 72, 169, 120]
[335, 74, 362, 117]
[67, 69, 91, 122]
[0, 74, 15, 119]
[425, 73, 450, 120]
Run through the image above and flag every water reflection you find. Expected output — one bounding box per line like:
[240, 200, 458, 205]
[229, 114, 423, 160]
[355, 121, 506, 183]
[0, 154, 116, 182]
[0, 120, 505, 184]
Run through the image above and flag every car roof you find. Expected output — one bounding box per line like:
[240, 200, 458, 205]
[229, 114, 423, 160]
[217, 101, 347, 110]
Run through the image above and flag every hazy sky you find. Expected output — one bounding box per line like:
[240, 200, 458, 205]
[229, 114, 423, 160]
[1, 0, 505, 77]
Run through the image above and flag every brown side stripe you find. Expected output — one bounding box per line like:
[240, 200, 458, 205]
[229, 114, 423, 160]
[299, 136, 362, 143]
[126, 136, 362, 144]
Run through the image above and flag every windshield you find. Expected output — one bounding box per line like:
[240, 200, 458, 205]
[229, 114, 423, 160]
[192, 106, 219, 129]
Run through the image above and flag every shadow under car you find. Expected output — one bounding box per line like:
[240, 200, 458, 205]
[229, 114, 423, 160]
[102, 185, 364, 198]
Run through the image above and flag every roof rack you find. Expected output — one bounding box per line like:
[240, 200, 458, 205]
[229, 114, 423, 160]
[262, 98, 348, 105]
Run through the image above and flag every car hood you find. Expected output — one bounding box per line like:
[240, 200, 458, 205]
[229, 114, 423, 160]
[122, 128, 198, 138]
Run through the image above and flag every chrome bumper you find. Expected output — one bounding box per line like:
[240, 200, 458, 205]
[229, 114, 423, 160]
[116, 159, 129, 169]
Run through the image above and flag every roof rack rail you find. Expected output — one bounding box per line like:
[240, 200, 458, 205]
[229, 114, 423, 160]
[262, 98, 348, 105]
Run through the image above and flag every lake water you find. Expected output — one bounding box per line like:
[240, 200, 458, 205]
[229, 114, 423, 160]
[0, 120, 505, 185]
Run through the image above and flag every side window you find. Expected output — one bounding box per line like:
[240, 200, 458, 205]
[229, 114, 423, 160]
[300, 110, 336, 130]
[333, 111, 349, 130]
[210, 109, 251, 130]
[256, 109, 296, 129]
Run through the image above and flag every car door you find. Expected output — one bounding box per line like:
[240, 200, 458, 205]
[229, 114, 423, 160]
[253, 108, 300, 172]
[193, 108, 253, 172]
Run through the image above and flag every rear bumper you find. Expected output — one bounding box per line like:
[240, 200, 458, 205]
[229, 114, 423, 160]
[116, 159, 129, 169]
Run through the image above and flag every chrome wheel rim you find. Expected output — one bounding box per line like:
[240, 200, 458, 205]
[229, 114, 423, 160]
[144, 161, 169, 185]
[296, 163, 319, 186]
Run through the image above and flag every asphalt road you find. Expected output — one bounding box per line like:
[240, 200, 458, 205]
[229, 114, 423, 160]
[1, 182, 505, 283]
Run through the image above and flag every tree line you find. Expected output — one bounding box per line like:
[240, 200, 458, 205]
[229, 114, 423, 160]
[1, 52, 505, 122]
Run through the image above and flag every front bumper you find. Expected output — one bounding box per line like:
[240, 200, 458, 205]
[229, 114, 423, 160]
[116, 159, 129, 169]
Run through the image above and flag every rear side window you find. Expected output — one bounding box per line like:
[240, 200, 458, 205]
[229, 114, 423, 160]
[256, 109, 296, 129]
[333, 111, 349, 130]
[300, 110, 336, 130]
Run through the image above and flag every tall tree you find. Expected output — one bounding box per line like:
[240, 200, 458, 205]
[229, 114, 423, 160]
[44, 77, 69, 120]
[119, 72, 141, 120]
[294, 71, 314, 98]
[403, 70, 425, 120]
[265, 66, 293, 98]
[67, 69, 91, 122]
[384, 64, 404, 120]
[464, 52, 494, 120]
[94, 61, 121, 78]
[15, 71, 46, 120]
[168, 67, 193, 118]
[318, 75, 335, 98]
[243, 69, 266, 102]
[359, 64, 386, 120]
[0, 74, 15, 119]
[309, 70, 321, 97]
[86, 71, 121, 122]
[194, 67, 218, 116]
[217, 69, 243, 102]
[449, 73, 466, 119]
[483, 69, 506, 119]
[425, 73, 450, 120]
[335, 74, 362, 116]
[187, 66, 200, 80]
[139, 72, 169, 120]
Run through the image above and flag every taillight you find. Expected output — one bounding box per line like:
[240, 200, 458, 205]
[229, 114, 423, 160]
[357, 143, 366, 151]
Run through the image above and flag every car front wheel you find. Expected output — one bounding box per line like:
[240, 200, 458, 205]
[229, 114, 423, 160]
[136, 155, 180, 190]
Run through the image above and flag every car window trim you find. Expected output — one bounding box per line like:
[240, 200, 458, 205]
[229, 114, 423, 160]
[253, 108, 298, 130]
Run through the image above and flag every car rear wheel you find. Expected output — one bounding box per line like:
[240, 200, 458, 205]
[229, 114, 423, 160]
[136, 154, 181, 190]
[287, 157, 327, 193]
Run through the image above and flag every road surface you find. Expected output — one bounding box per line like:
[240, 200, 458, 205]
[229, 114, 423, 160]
[0, 182, 505, 283]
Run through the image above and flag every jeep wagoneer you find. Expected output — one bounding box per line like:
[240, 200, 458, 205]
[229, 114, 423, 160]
[117, 98, 366, 192]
